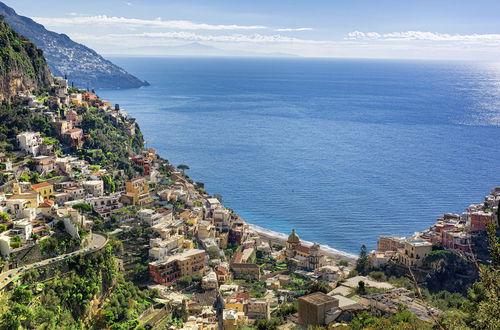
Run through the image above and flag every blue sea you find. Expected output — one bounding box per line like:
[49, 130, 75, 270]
[99, 57, 500, 256]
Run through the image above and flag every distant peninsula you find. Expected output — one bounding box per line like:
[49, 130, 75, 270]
[0, 1, 149, 89]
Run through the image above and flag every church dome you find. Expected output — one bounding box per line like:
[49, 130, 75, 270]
[287, 229, 301, 244]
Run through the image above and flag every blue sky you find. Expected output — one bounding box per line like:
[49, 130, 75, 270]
[6, 0, 500, 59]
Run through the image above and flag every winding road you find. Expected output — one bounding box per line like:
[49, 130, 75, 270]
[0, 232, 108, 291]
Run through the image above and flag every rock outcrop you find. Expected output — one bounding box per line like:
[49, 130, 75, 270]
[0, 16, 52, 101]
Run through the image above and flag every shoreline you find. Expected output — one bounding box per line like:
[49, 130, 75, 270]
[248, 224, 358, 262]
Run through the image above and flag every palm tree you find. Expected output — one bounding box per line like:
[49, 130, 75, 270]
[178, 164, 190, 175]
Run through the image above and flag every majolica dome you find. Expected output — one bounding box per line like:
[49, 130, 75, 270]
[287, 229, 301, 244]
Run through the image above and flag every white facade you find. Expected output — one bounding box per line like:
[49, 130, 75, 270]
[0, 235, 10, 256]
[17, 132, 42, 156]
[82, 180, 104, 197]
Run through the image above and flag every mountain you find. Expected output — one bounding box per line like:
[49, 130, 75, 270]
[0, 16, 51, 101]
[113, 42, 298, 58]
[0, 1, 148, 89]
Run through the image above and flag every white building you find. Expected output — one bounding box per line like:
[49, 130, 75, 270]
[17, 132, 42, 156]
[12, 220, 33, 241]
[201, 271, 218, 289]
[82, 180, 104, 197]
[0, 235, 10, 256]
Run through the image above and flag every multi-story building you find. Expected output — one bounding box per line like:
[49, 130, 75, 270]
[468, 211, 494, 232]
[123, 177, 151, 205]
[31, 182, 54, 200]
[149, 249, 206, 285]
[397, 240, 433, 267]
[246, 298, 271, 320]
[17, 132, 42, 156]
[377, 236, 406, 252]
[82, 180, 104, 197]
[298, 292, 339, 326]
[441, 230, 471, 253]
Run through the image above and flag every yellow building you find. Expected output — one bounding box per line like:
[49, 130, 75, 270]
[124, 177, 151, 205]
[398, 240, 433, 267]
[183, 240, 194, 249]
[8, 181, 43, 208]
[31, 182, 54, 200]
[222, 309, 247, 330]
[225, 298, 245, 313]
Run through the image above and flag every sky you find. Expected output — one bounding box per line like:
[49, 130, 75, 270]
[5, 0, 500, 60]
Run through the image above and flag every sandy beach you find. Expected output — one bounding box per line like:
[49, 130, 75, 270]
[250, 226, 357, 263]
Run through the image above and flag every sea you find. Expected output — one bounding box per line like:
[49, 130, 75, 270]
[99, 57, 500, 257]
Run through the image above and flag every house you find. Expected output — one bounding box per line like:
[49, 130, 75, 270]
[122, 177, 151, 205]
[52, 120, 72, 136]
[8, 181, 42, 208]
[31, 182, 54, 200]
[201, 271, 218, 290]
[246, 298, 271, 320]
[468, 211, 493, 232]
[214, 265, 232, 284]
[397, 240, 433, 267]
[17, 132, 42, 156]
[377, 236, 406, 252]
[12, 220, 33, 241]
[441, 230, 471, 253]
[32, 156, 56, 175]
[149, 249, 207, 285]
[64, 186, 85, 201]
[222, 309, 247, 330]
[315, 265, 344, 283]
[82, 180, 104, 197]
[84, 195, 121, 217]
[298, 292, 339, 326]
[65, 109, 82, 126]
[62, 128, 84, 148]
[230, 263, 260, 280]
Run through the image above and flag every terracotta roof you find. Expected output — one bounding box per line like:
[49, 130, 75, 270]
[295, 244, 311, 254]
[38, 199, 55, 208]
[32, 182, 53, 189]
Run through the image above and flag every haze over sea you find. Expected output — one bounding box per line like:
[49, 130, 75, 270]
[99, 57, 500, 256]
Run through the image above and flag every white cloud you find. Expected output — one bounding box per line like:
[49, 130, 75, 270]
[345, 30, 500, 44]
[32, 15, 268, 31]
[275, 28, 313, 32]
[70, 32, 327, 44]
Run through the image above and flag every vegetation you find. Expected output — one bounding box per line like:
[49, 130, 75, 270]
[355, 244, 370, 275]
[80, 107, 143, 178]
[0, 102, 52, 152]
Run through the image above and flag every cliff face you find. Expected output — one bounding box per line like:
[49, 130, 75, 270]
[0, 17, 52, 101]
[0, 1, 148, 89]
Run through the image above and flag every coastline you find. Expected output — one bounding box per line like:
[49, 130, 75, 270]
[248, 223, 358, 262]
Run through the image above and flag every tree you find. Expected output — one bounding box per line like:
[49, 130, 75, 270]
[101, 174, 116, 193]
[357, 281, 367, 295]
[72, 203, 93, 213]
[0, 212, 10, 223]
[464, 221, 500, 328]
[307, 281, 331, 294]
[286, 259, 298, 273]
[356, 244, 370, 275]
[177, 164, 190, 174]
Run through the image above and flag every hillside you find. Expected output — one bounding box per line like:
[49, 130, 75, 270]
[0, 1, 148, 89]
[0, 17, 51, 101]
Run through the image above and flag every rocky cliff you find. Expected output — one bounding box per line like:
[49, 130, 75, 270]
[0, 1, 149, 89]
[0, 16, 52, 101]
